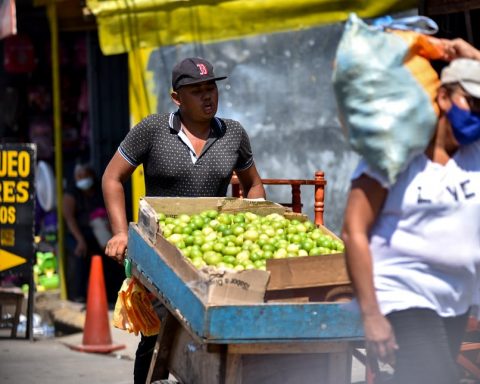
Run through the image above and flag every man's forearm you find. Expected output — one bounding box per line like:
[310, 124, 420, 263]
[103, 179, 129, 235]
[245, 182, 266, 199]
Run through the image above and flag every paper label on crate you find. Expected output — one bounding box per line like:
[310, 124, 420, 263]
[138, 200, 159, 244]
[210, 276, 252, 291]
[204, 269, 270, 305]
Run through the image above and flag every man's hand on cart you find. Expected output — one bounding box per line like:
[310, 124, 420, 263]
[105, 231, 128, 263]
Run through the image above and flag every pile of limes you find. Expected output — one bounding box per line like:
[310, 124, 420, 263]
[157, 210, 344, 271]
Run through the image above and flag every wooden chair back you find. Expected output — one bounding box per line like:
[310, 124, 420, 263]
[230, 171, 326, 226]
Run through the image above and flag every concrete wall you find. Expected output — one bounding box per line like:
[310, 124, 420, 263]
[147, 23, 360, 234]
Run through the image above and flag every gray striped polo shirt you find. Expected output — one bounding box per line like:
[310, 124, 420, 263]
[118, 111, 254, 197]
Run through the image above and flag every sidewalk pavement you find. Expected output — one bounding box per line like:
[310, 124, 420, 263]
[0, 326, 139, 384]
[0, 294, 142, 384]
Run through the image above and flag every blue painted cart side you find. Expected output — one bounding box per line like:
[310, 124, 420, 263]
[205, 304, 363, 341]
[128, 224, 364, 343]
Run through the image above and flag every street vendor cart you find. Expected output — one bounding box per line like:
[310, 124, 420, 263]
[127, 177, 364, 384]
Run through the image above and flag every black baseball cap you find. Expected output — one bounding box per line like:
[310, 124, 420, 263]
[171, 57, 227, 91]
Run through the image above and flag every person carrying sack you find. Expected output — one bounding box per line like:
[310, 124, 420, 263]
[341, 37, 480, 384]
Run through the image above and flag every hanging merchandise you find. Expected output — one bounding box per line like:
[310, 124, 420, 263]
[4, 34, 36, 73]
[34, 251, 60, 291]
[35, 161, 56, 212]
[89, 207, 112, 249]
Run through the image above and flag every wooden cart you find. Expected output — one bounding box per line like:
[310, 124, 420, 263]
[128, 212, 364, 384]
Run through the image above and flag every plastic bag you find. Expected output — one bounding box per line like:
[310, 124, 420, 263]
[89, 207, 112, 249]
[113, 277, 161, 336]
[332, 14, 445, 184]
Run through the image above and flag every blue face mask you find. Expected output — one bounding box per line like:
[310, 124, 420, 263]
[446, 103, 480, 145]
[76, 177, 94, 191]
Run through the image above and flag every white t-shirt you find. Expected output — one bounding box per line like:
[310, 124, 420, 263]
[352, 141, 480, 317]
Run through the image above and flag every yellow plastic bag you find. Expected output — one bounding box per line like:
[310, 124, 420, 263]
[112, 279, 132, 332]
[113, 277, 161, 336]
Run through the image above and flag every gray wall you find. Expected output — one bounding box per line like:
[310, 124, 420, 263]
[147, 23, 360, 234]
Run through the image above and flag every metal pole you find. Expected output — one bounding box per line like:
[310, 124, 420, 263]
[27, 265, 34, 340]
[47, 1, 67, 300]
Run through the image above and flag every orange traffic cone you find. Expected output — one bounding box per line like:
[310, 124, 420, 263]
[68, 255, 125, 353]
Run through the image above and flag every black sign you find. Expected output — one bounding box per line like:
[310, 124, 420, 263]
[0, 143, 36, 278]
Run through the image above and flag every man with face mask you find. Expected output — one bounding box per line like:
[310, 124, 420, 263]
[63, 163, 123, 304]
[341, 48, 480, 384]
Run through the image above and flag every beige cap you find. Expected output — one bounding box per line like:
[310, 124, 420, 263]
[441, 58, 480, 98]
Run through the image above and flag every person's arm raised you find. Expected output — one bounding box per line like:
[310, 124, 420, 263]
[441, 38, 480, 61]
[102, 151, 137, 263]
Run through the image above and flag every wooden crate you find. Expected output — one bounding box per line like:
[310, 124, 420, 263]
[265, 219, 352, 302]
[139, 196, 352, 304]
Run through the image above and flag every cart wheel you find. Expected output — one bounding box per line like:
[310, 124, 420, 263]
[324, 286, 354, 302]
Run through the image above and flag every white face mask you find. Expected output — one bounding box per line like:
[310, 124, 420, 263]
[76, 177, 94, 191]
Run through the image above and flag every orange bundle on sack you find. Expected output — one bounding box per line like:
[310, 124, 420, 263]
[392, 30, 445, 115]
[113, 277, 161, 336]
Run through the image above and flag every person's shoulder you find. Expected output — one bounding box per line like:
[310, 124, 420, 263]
[219, 117, 241, 126]
[138, 113, 170, 126]
[217, 117, 247, 134]
[132, 113, 172, 135]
